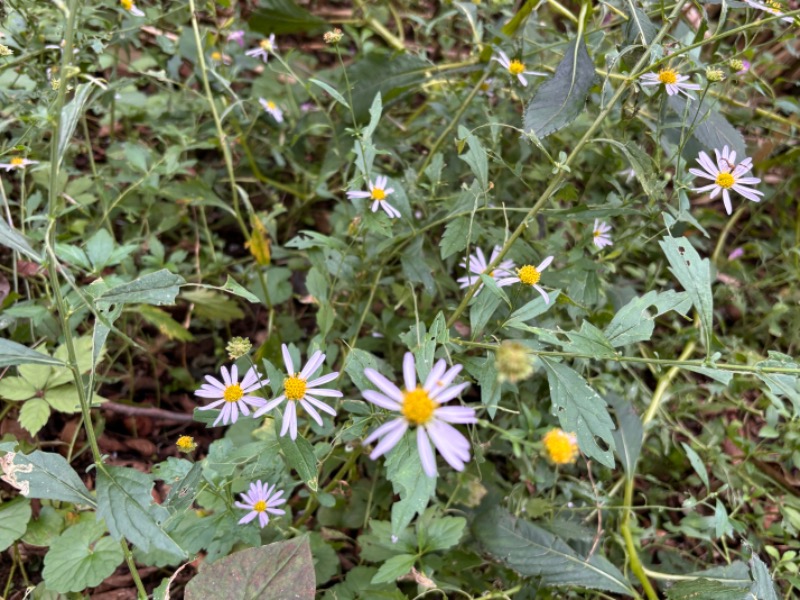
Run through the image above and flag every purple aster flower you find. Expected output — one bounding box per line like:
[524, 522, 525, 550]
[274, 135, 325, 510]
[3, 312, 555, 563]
[195, 365, 267, 426]
[457, 246, 516, 295]
[227, 29, 246, 47]
[235, 480, 286, 528]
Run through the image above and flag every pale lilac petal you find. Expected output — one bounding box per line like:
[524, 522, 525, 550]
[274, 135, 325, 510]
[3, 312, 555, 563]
[300, 399, 323, 426]
[364, 417, 406, 447]
[364, 368, 403, 401]
[307, 372, 338, 388]
[403, 353, 417, 391]
[423, 360, 449, 393]
[305, 395, 337, 416]
[722, 191, 732, 215]
[230, 364, 239, 384]
[220, 366, 232, 386]
[534, 285, 550, 304]
[281, 344, 295, 374]
[434, 405, 478, 424]
[300, 351, 325, 379]
[347, 190, 372, 199]
[369, 420, 409, 459]
[431, 382, 470, 404]
[304, 388, 342, 398]
[253, 395, 285, 418]
[417, 427, 437, 478]
[427, 365, 463, 398]
[536, 256, 554, 272]
[363, 390, 401, 411]
[238, 511, 258, 525]
[427, 421, 469, 471]
[203, 374, 225, 390]
[197, 399, 225, 410]
[195, 388, 225, 399]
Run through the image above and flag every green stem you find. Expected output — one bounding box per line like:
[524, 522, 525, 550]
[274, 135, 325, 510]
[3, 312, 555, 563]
[293, 450, 362, 528]
[621, 475, 660, 600]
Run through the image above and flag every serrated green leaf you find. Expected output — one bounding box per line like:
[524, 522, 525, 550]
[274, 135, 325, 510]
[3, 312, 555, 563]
[22, 505, 65, 547]
[754, 352, 800, 416]
[422, 516, 466, 552]
[0, 339, 65, 368]
[96, 465, 186, 560]
[540, 357, 616, 467]
[401, 236, 434, 294]
[184, 537, 315, 600]
[681, 442, 710, 490]
[523, 37, 595, 138]
[371, 554, 416, 584]
[596, 138, 663, 199]
[138, 305, 194, 341]
[503, 291, 560, 331]
[440, 217, 472, 260]
[470, 287, 502, 335]
[42, 521, 124, 594]
[19, 398, 51, 436]
[43, 385, 82, 412]
[659, 237, 713, 351]
[84, 229, 115, 272]
[0, 376, 37, 400]
[457, 127, 488, 190]
[665, 578, 750, 600]
[10, 450, 95, 505]
[385, 434, 436, 539]
[98, 269, 185, 306]
[604, 289, 691, 347]
[623, 5, 658, 47]
[278, 432, 318, 491]
[0, 498, 31, 551]
[472, 505, 632, 595]
[749, 553, 778, 600]
[555, 321, 617, 358]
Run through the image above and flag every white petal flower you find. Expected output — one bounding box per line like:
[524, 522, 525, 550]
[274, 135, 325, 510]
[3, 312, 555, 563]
[592, 219, 613, 249]
[195, 365, 267, 426]
[252, 344, 341, 440]
[639, 68, 702, 99]
[0, 158, 39, 172]
[744, 0, 796, 23]
[235, 480, 286, 528]
[490, 49, 546, 87]
[245, 34, 277, 63]
[361, 353, 476, 478]
[457, 246, 516, 294]
[496, 256, 554, 304]
[259, 98, 284, 123]
[346, 175, 401, 218]
[120, 0, 145, 17]
[689, 145, 763, 214]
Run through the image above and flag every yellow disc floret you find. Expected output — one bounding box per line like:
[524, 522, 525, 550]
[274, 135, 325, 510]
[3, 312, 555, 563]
[121, 0, 134, 10]
[260, 39, 273, 51]
[508, 59, 525, 76]
[543, 428, 579, 465]
[176, 435, 196, 452]
[401, 387, 437, 426]
[517, 264, 541, 286]
[371, 187, 386, 201]
[10, 157, 24, 166]
[658, 69, 678, 84]
[715, 172, 735, 189]
[284, 375, 307, 400]
[253, 499, 267, 512]
[223, 383, 244, 403]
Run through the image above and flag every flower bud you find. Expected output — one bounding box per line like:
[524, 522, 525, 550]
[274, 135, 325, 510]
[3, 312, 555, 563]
[728, 59, 745, 73]
[495, 340, 534, 384]
[323, 28, 344, 45]
[705, 67, 724, 83]
[226, 336, 252, 360]
[0, 44, 13, 57]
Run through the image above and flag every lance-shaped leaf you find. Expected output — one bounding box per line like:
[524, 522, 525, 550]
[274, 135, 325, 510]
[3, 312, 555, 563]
[668, 96, 746, 163]
[97, 269, 185, 306]
[0, 218, 41, 262]
[7, 449, 95, 506]
[523, 37, 595, 138]
[473, 505, 633, 595]
[0, 339, 65, 368]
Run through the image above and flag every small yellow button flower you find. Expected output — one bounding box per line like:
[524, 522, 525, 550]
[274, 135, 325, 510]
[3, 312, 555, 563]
[176, 435, 197, 453]
[543, 428, 579, 465]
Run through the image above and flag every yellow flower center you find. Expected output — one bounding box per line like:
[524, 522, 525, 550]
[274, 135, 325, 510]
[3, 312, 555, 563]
[715, 172, 735, 189]
[10, 157, 24, 166]
[517, 264, 541, 286]
[508, 59, 526, 76]
[266, 101, 276, 110]
[658, 69, 678, 85]
[260, 39, 273, 51]
[121, 0, 134, 10]
[371, 187, 386, 201]
[211, 51, 222, 60]
[593, 230, 602, 238]
[543, 429, 578, 465]
[223, 383, 244, 403]
[766, 0, 781, 8]
[253, 500, 267, 512]
[176, 436, 196, 451]
[284, 375, 307, 401]
[401, 387, 437, 426]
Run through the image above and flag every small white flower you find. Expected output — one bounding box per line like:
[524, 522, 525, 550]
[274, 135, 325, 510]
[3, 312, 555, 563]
[346, 175, 401, 219]
[246, 34, 277, 63]
[744, 0, 795, 23]
[195, 365, 267, 426]
[496, 256, 554, 304]
[259, 98, 284, 123]
[457, 246, 515, 294]
[235, 480, 286, 528]
[689, 145, 763, 215]
[592, 219, 613, 249]
[361, 353, 476, 478]
[491, 49, 546, 87]
[0, 158, 38, 172]
[252, 344, 341, 440]
[120, 0, 145, 17]
[639, 68, 702, 98]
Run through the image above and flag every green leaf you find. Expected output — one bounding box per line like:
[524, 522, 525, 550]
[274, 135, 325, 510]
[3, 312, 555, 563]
[540, 358, 616, 468]
[184, 537, 315, 600]
[401, 236, 435, 294]
[84, 229, 115, 272]
[0, 339, 65, 368]
[503, 291, 560, 331]
[610, 396, 643, 478]
[223, 275, 261, 303]
[321, 565, 405, 600]
[754, 352, 800, 416]
[98, 269, 185, 306]
[347, 54, 429, 120]
[42, 521, 124, 594]
[138, 305, 195, 341]
[371, 554, 416, 584]
[681, 442, 710, 490]
[667, 96, 747, 163]
[457, 127, 488, 191]
[385, 434, 436, 539]
[278, 432, 318, 491]
[659, 237, 714, 351]
[749, 553, 778, 600]
[596, 138, 663, 200]
[19, 398, 51, 436]
[43, 385, 82, 412]
[665, 578, 750, 600]
[623, 5, 658, 47]
[554, 321, 617, 358]
[96, 465, 186, 560]
[343, 349, 382, 392]
[249, 0, 326, 35]
[0, 218, 41, 262]
[0, 498, 31, 552]
[470, 288, 502, 336]
[57, 83, 95, 167]
[10, 450, 95, 505]
[310, 78, 350, 109]
[22, 505, 65, 547]
[0, 376, 37, 400]
[523, 37, 595, 138]
[604, 290, 691, 347]
[181, 288, 244, 322]
[422, 516, 466, 552]
[472, 505, 633, 595]
[440, 217, 472, 260]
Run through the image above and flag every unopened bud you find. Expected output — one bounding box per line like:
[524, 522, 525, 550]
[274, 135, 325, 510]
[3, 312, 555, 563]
[706, 67, 724, 83]
[495, 340, 534, 384]
[226, 336, 252, 360]
[323, 28, 344, 45]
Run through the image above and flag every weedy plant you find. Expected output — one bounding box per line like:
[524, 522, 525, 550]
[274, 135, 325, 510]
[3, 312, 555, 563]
[0, 0, 799, 598]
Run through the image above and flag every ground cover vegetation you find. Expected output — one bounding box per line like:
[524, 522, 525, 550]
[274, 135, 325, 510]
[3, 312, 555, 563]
[0, 0, 799, 597]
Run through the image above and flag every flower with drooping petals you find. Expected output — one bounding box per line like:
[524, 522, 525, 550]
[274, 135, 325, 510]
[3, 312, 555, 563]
[259, 98, 284, 123]
[592, 219, 612, 249]
[346, 175, 401, 218]
[361, 352, 476, 478]
[689, 145, 763, 215]
[227, 30, 246, 47]
[496, 256, 554, 303]
[543, 428, 579, 465]
[0, 157, 39, 172]
[195, 365, 267, 426]
[246, 34, 277, 62]
[235, 480, 286, 528]
[457, 246, 515, 294]
[120, 0, 145, 17]
[639, 68, 702, 98]
[491, 49, 546, 86]
[252, 344, 341, 440]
